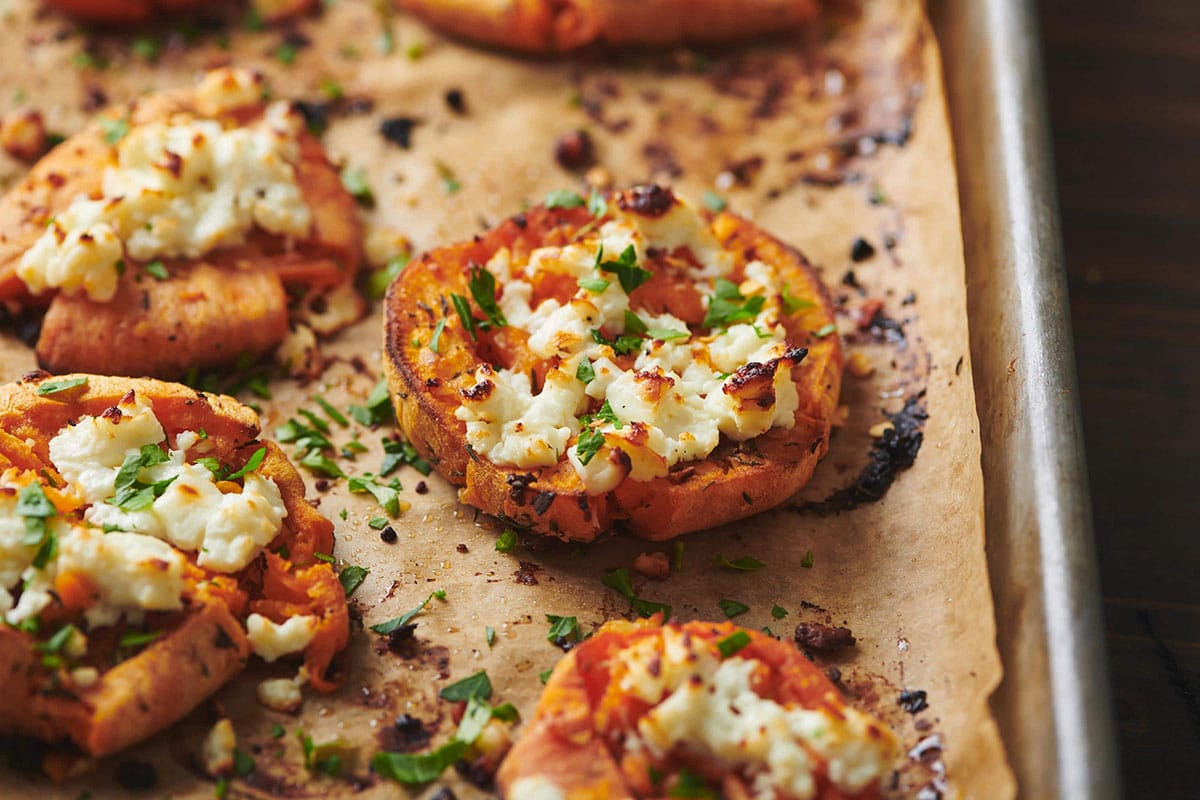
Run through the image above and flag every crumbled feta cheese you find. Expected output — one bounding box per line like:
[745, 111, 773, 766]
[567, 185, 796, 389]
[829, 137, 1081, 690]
[49, 398, 287, 573]
[256, 674, 304, 713]
[246, 613, 316, 662]
[615, 631, 895, 800]
[202, 718, 237, 777]
[17, 99, 310, 301]
[195, 68, 265, 117]
[457, 198, 802, 487]
[57, 527, 186, 627]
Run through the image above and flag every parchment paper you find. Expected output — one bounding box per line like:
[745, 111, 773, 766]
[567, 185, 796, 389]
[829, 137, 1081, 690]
[0, 1, 1013, 797]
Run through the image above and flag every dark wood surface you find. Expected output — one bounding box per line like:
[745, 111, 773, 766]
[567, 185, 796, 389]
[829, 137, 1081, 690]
[1038, 1, 1200, 795]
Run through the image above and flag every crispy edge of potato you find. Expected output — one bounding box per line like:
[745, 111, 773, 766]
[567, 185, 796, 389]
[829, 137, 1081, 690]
[36, 264, 290, 379]
[396, 0, 821, 53]
[383, 203, 843, 542]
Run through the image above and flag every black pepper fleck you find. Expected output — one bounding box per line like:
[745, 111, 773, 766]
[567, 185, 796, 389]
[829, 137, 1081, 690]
[380, 116, 419, 149]
[415, 481, 429, 494]
[851, 237, 876, 262]
[444, 88, 466, 114]
[380, 526, 398, 543]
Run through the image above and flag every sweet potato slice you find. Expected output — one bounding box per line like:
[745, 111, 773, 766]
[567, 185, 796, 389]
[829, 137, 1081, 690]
[383, 185, 842, 541]
[395, 0, 821, 53]
[0, 373, 348, 759]
[497, 618, 896, 799]
[0, 69, 363, 379]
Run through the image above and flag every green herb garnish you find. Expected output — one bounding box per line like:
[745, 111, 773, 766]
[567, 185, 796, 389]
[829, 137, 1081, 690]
[35, 376, 88, 396]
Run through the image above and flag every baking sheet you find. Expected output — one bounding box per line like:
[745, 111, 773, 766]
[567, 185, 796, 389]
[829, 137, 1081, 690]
[932, 1, 1121, 797]
[0, 1, 1014, 797]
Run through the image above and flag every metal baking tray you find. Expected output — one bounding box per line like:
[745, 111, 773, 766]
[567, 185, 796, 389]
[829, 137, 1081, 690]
[930, 1, 1121, 797]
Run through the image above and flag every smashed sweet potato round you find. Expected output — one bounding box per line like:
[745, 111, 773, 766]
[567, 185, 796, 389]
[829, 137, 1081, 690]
[497, 617, 896, 799]
[383, 185, 842, 542]
[394, 0, 821, 53]
[0, 67, 363, 378]
[43, 0, 315, 24]
[0, 373, 348, 761]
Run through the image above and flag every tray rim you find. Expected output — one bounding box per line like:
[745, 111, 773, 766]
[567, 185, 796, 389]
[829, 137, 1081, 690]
[929, 1, 1121, 797]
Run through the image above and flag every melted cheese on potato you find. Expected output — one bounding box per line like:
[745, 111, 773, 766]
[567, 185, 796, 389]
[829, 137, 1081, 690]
[18, 86, 311, 302]
[456, 197, 802, 491]
[614, 629, 895, 800]
[48, 393, 287, 573]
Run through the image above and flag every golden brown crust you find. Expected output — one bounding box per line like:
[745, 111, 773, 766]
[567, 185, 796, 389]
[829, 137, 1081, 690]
[0, 76, 363, 378]
[383, 189, 842, 542]
[0, 373, 347, 758]
[395, 0, 821, 53]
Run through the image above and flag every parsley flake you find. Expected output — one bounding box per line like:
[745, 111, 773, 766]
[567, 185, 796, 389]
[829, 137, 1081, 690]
[599, 244, 652, 295]
[35, 376, 88, 396]
[715, 555, 765, 572]
[495, 528, 518, 553]
[716, 630, 752, 658]
[718, 598, 750, 618]
[573, 428, 605, 466]
[704, 278, 765, 329]
[545, 189, 585, 209]
[338, 565, 368, 596]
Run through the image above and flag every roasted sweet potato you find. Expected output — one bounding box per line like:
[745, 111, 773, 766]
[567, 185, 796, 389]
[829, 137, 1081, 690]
[395, 0, 821, 53]
[383, 185, 842, 541]
[43, 0, 316, 24]
[0, 68, 363, 378]
[497, 617, 896, 799]
[0, 373, 349, 759]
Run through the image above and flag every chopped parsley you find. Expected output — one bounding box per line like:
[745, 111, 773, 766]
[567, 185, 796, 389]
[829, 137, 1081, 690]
[98, 115, 128, 144]
[370, 590, 443, 634]
[373, 741, 467, 785]
[771, 604, 789, 619]
[434, 160, 460, 194]
[575, 359, 596, 384]
[703, 278, 765, 329]
[544, 189, 585, 209]
[598, 245, 652, 295]
[702, 190, 728, 212]
[716, 630, 752, 658]
[299, 451, 345, 479]
[647, 327, 689, 341]
[225, 447, 266, 482]
[35, 376, 88, 396]
[578, 277, 610, 293]
[672, 541, 685, 571]
[670, 768, 716, 798]
[428, 317, 447, 354]
[118, 629, 163, 650]
[347, 378, 393, 426]
[602, 568, 671, 620]
[19, 482, 57, 569]
[494, 528, 518, 553]
[467, 266, 506, 329]
[590, 327, 643, 356]
[781, 283, 815, 314]
[438, 670, 492, 702]
[276, 417, 334, 453]
[368, 516, 388, 529]
[587, 188, 608, 217]
[313, 396, 349, 427]
[366, 253, 410, 299]
[545, 614, 579, 643]
[108, 445, 175, 511]
[715, 555, 765, 572]
[539, 668, 553, 684]
[718, 598, 750, 619]
[593, 399, 623, 429]
[381, 437, 432, 476]
[340, 166, 375, 208]
[573, 428, 605, 466]
[800, 549, 815, 568]
[338, 565, 368, 596]
[232, 749, 255, 776]
[143, 260, 169, 281]
[348, 474, 402, 516]
[813, 322, 838, 339]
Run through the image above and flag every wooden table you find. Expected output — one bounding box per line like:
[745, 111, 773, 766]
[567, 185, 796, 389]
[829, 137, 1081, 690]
[1039, 1, 1200, 795]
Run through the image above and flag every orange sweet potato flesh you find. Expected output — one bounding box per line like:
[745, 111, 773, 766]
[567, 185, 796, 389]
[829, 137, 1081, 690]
[383, 188, 842, 542]
[395, 0, 821, 53]
[0, 81, 362, 378]
[0, 373, 348, 758]
[497, 618, 888, 800]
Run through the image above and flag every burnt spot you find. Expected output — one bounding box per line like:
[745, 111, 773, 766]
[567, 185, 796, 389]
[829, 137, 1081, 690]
[380, 116, 419, 149]
[802, 395, 927, 514]
[851, 237, 876, 262]
[554, 129, 595, 171]
[513, 561, 540, 586]
[461, 380, 494, 402]
[531, 491, 556, 516]
[444, 88, 467, 114]
[506, 473, 536, 504]
[898, 689, 929, 714]
[292, 100, 329, 136]
[376, 714, 432, 753]
[639, 143, 683, 179]
[794, 622, 856, 653]
[724, 155, 765, 187]
[618, 184, 676, 218]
